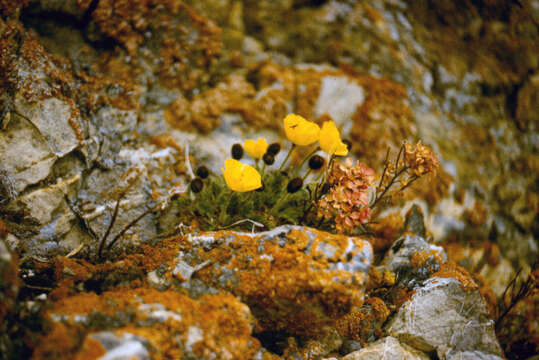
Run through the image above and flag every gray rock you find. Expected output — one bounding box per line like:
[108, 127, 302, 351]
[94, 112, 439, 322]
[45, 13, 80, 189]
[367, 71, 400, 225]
[14, 96, 80, 157]
[342, 336, 429, 360]
[171, 225, 373, 341]
[446, 350, 504, 360]
[88, 332, 151, 360]
[0, 114, 56, 194]
[381, 234, 446, 287]
[18, 173, 80, 225]
[386, 277, 503, 359]
[313, 75, 365, 132]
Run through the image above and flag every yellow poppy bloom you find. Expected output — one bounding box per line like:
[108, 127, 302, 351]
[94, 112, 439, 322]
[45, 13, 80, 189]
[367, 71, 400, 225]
[319, 121, 348, 156]
[244, 138, 268, 159]
[222, 159, 262, 192]
[283, 114, 320, 146]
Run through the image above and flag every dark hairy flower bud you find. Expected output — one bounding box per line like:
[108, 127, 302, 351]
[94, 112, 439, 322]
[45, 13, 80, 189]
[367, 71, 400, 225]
[267, 142, 281, 156]
[263, 153, 275, 165]
[190, 178, 204, 193]
[342, 139, 352, 152]
[231, 143, 244, 160]
[287, 177, 303, 193]
[321, 182, 330, 195]
[195, 165, 209, 179]
[308, 155, 325, 170]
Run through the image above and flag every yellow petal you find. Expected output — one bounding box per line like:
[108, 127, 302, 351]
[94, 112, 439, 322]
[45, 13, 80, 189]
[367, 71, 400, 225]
[244, 138, 268, 159]
[238, 163, 262, 191]
[319, 121, 348, 156]
[222, 159, 262, 192]
[283, 114, 320, 146]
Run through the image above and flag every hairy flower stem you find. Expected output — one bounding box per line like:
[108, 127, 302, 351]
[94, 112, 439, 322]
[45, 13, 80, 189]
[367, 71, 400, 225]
[302, 169, 312, 182]
[279, 144, 296, 171]
[292, 147, 320, 177]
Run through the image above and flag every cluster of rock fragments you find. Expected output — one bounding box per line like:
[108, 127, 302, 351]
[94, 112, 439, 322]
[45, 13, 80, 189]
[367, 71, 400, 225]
[1, 0, 537, 359]
[1, 222, 504, 359]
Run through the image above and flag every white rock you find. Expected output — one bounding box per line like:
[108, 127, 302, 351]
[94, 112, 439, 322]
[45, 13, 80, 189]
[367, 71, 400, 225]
[15, 96, 80, 157]
[387, 277, 503, 359]
[342, 336, 429, 360]
[0, 114, 56, 193]
[314, 76, 365, 133]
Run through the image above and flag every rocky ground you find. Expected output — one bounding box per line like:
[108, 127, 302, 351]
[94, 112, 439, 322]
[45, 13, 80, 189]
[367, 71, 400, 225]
[0, 0, 538, 359]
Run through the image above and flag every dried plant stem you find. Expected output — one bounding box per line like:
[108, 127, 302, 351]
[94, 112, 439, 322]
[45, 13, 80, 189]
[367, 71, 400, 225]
[378, 148, 391, 188]
[371, 166, 408, 208]
[495, 267, 536, 332]
[105, 204, 158, 252]
[97, 195, 122, 260]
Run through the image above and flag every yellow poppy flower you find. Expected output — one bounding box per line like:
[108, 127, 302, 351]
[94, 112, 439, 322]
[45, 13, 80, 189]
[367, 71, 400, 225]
[222, 159, 262, 192]
[283, 114, 320, 146]
[319, 121, 348, 156]
[244, 138, 268, 159]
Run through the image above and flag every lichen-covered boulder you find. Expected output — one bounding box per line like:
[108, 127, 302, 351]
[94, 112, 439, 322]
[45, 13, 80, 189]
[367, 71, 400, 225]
[170, 225, 373, 338]
[386, 277, 503, 359]
[34, 288, 260, 360]
[381, 234, 446, 288]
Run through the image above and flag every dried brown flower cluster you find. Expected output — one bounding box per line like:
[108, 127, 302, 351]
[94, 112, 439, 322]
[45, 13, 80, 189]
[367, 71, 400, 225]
[404, 141, 439, 177]
[318, 159, 375, 234]
[372, 141, 439, 209]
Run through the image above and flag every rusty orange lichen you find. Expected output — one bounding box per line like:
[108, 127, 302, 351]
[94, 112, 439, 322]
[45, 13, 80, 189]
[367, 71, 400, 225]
[0, 219, 8, 238]
[431, 262, 478, 291]
[164, 75, 255, 133]
[192, 229, 369, 337]
[73, 336, 106, 360]
[90, 0, 222, 91]
[410, 249, 444, 271]
[368, 212, 403, 252]
[335, 297, 389, 344]
[31, 322, 82, 360]
[343, 67, 416, 165]
[37, 286, 260, 360]
[464, 200, 488, 227]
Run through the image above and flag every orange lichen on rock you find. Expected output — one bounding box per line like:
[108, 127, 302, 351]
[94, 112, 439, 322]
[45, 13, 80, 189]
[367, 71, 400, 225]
[164, 75, 256, 133]
[431, 261, 478, 291]
[405, 165, 452, 206]
[90, 0, 221, 90]
[73, 336, 106, 360]
[0, 219, 8, 238]
[335, 297, 390, 344]
[368, 212, 403, 252]
[410, 249, 444, 271]
[124, 290, 259, 360]
[464, 200, 488, 227]
[366, 266, 396, 291]
[31, 322, 82, 360]
[344, 68, 417, 165]
[38, 286, 260, 360]
[191, 228, 371, 337]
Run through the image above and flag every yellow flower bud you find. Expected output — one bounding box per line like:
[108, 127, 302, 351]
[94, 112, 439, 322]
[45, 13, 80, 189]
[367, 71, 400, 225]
[319, 121, 348, 156]
[283, 114, 320, 146]
[244, 138, 268, 159]
[222, 159, 262, 192]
